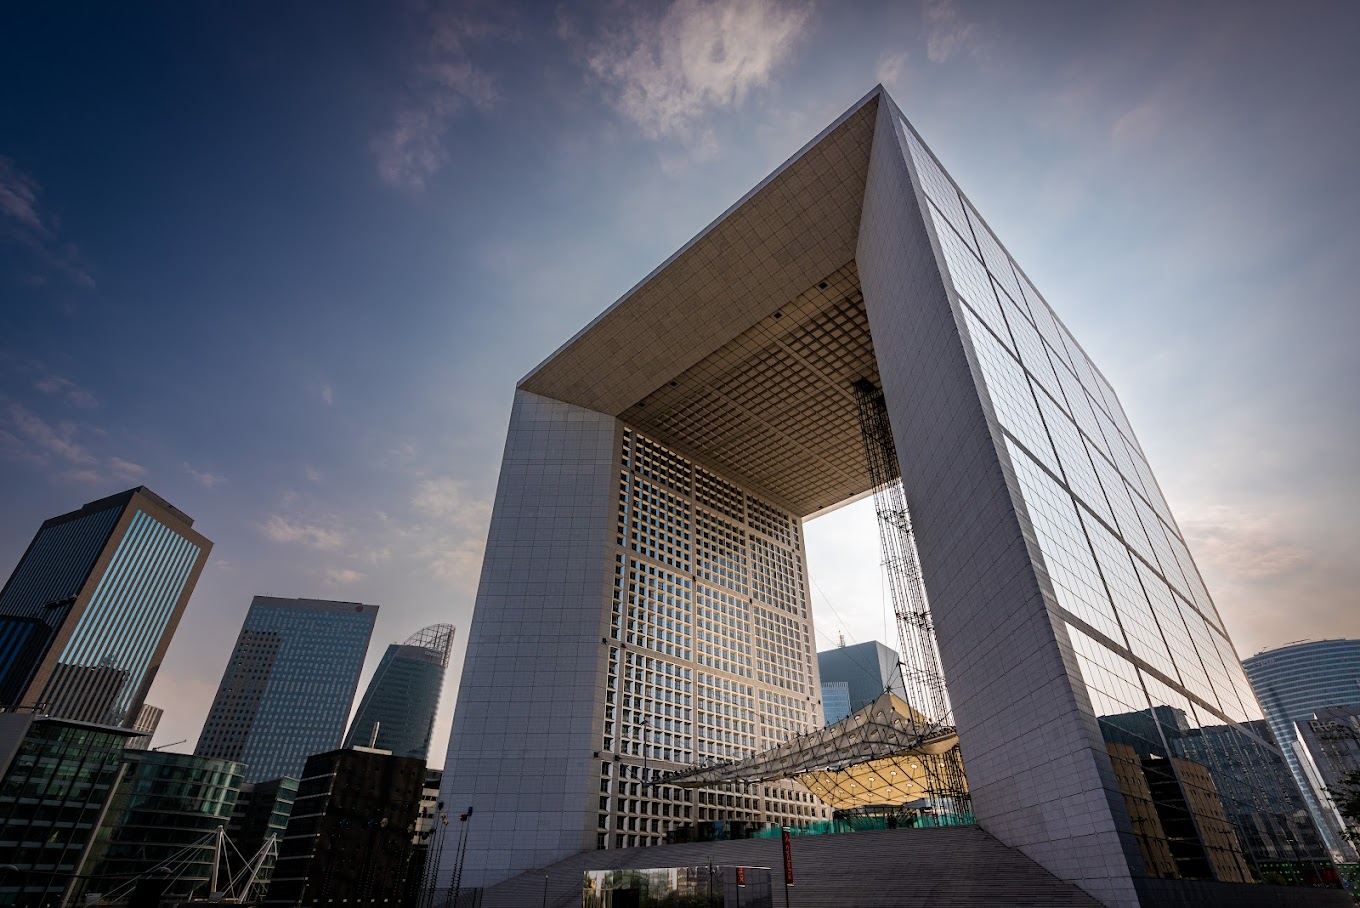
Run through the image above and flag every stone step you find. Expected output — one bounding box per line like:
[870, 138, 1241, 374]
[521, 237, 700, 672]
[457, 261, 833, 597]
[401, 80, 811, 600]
[471, 826, 1104, 908]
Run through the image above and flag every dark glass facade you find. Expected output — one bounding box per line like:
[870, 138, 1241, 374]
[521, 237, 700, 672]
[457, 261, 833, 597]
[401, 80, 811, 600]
[265, 748, 424, 906]
[0, 711, 137, 907]
[195, 597, 377, 783]
[0, 487, 211, 727]
[901, 116, 1337, 888]
[344, 624, 454, 761]
[227, 776, 299, 893]
[79, 750, 244, 902]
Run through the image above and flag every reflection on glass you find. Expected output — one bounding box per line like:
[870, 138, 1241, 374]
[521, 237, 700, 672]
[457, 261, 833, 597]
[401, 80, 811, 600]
[583, 865, 772, 908]
[1069, 623, 1336, 887]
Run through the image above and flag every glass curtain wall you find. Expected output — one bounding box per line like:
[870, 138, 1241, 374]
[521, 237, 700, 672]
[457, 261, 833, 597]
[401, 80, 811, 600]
[898, 117, 1334, 886]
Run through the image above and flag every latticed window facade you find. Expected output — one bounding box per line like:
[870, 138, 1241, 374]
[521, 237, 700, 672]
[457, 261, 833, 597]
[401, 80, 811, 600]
[599, 429, 828, 849]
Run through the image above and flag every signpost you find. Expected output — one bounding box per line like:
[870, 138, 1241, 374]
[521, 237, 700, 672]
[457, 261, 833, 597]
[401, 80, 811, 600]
[781, 826, 793, 908]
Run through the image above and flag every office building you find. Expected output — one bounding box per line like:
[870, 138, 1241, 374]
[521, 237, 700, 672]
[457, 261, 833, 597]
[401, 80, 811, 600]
[196, 596, 377, 782]
[227, 776, 299, 893]
[821, 680, 852, 726]
[435, 87, 1344, 906]
[1244, 639, 1360, 862]
[0, 487, 211, 726]
[1296, 706, 1360, 847]
[265, 746, 425, 906]
[405, 767, 446, 908]
[0, 708, 139, 906]
[818, 640, 908, 717]
[344, 623, 454, 761]
[125, 702, 163, 750]
[78, 750, 245, 903]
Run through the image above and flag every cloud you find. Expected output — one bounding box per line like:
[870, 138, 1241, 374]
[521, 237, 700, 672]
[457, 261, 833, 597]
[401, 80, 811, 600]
[875, 51, 909, 91]
[371, 6, 513, 189]
[184, 463, 227, 488]
[2, 355, 99, 408]
[0, 158, 46, 235]
[1110, 100, 1163, 148]
[0, 157, 94, 288]
[304, 464, 323, 482]
[1180, 505, 1312, 582]
[319, 383, 334, 406]
[578, 0, 811, 144]
[110, 457, 146, 481]
[260, 515, 346, 550]
[921, 0, 988, 64]
[1, 401, 95, 464]
[323, 567, 366, 586]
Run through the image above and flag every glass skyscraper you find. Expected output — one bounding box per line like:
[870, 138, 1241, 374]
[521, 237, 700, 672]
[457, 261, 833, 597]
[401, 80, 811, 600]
[1244, 639, 1360, 861]
[437, 87, 1344, 906]
[0, 710, 140, 906]
[343, 623, 454, 762]
[196, 597, 377, 783]
[0, 487, 211, 727]
[78, 749, 245, 903]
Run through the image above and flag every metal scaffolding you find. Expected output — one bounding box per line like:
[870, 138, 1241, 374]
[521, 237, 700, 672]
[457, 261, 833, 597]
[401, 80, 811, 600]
[851, 379, 968, 815]
[659, 381, 970, 824]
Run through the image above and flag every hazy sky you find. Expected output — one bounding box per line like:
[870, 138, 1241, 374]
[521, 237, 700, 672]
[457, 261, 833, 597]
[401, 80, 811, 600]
[1, 1, 1357, 758]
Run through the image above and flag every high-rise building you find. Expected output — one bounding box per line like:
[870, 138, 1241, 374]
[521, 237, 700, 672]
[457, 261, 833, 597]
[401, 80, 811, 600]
[125, 702, 164, 750]
[435, 87, 1344, 906]
[1296, 706, 1360, 847]
[77, 750, 245, 903]
[817, 640, 907, 717]
[343, 623, 455, 761]
[195, 596, 377, 783]
[0, 487, 211, 727]
[228, 776, 299, 893]
[820, 680, 852, 726]
[1244, 639, 1360, 861]
[0, 708, 140, 906]
[265, 746, 425, 907]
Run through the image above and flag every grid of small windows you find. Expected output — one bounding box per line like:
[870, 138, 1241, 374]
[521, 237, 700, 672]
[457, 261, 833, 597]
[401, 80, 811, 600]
[618, 651, 693, 763]
[753, 606, 809, 695]
[602, 426, 826, 849]
[609, 555, 625, 640]
[695, 672, 758, 760]
[694, 585, 752, 678]
[618, 558, 692, 661]
[609, 778, 695, 849]
[746, 496, 793, 547]
[619, 474, 692, 572]
[749, 536, 805, 617]
[694, 510, 748, 595]
[694, 468, 745, 522]
[623, 429, 693, 496]
[758, 689, 812, 749]
[902, 117, 1321, 878]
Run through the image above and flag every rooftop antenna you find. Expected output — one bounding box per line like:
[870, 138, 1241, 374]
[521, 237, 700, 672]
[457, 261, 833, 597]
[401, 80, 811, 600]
[838, 631, 846, 648]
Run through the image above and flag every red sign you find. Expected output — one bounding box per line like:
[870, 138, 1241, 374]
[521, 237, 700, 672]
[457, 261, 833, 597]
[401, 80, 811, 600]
[782, 827, 794, 886]
[736, 867, 746, 887]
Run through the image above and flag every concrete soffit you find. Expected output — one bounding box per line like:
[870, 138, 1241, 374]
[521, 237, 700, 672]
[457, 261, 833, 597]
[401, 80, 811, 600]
[519, 89, 897, 515]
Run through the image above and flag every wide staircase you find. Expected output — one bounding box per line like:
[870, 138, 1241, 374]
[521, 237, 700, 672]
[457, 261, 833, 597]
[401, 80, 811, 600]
[478, 825, 1103, 907]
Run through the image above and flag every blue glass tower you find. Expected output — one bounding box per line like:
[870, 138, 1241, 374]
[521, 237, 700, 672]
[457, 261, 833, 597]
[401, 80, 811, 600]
[195, 596, 377, 783]
[1244, 639, 1360, 862]
[343, 623, 454, 761]
[0, 487, 211, 727]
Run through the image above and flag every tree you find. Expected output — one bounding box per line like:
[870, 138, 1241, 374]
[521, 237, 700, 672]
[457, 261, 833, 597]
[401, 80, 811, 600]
[1331, 769, 1360, 845]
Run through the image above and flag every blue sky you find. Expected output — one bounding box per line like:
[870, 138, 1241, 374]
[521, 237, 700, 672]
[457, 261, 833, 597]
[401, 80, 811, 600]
[1, 1, 1357, 757]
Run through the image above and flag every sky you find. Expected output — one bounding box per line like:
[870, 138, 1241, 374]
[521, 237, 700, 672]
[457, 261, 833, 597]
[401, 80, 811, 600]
[1, 0, 1357, 760]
